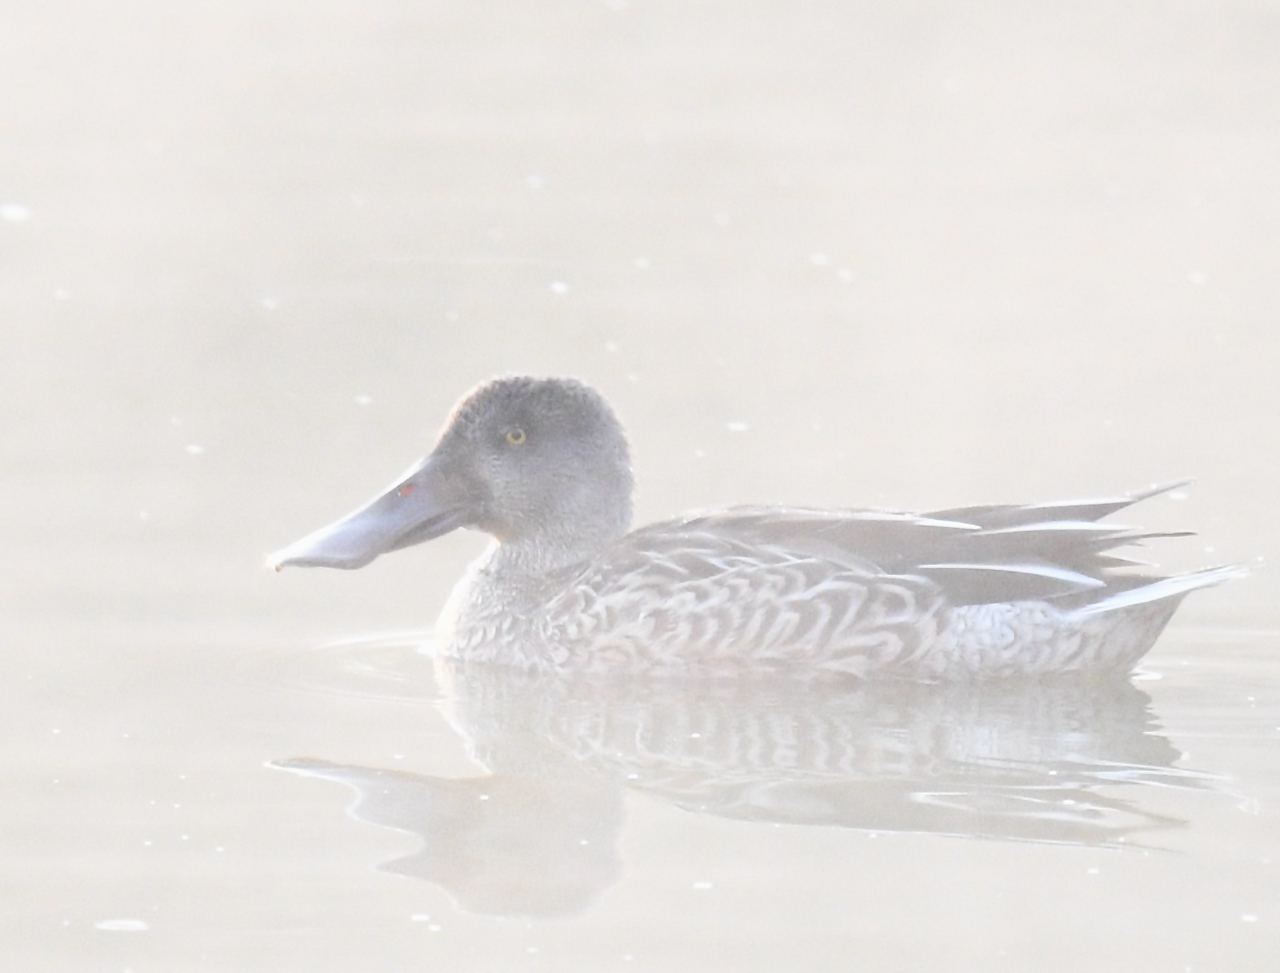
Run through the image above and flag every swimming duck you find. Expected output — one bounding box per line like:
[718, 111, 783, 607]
[270, 376, 1239, 679]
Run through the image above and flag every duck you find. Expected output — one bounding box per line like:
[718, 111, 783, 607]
[269, 376, 1240, 680]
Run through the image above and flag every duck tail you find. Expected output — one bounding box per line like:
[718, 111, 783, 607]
[1075, 565, 1248, 617]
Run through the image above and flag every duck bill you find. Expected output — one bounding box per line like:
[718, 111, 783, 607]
[268, 453, 474, 571]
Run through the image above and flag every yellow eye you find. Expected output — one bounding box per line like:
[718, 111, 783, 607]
[505, 428, 526, 446]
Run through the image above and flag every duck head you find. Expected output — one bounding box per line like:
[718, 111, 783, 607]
[269, 377, 634, 571]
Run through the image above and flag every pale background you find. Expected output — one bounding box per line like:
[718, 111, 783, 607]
[3, 1, 1278, 970]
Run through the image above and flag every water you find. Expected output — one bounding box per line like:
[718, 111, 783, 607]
[4, 1, 1279, 969]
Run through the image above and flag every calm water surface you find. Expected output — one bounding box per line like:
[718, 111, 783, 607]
[4, 2, 1279, 970]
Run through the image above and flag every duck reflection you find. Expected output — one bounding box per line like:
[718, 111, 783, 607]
[272, 660, 1216, 919]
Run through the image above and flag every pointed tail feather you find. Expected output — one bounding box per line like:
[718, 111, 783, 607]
[1075, 565, 1247, 617]
[925, 479, 1193, 531]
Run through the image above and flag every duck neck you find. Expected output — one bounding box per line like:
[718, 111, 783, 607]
[485, 523, 619, 581]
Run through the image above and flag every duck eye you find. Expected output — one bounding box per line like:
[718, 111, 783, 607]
[505, 428, 527, 446]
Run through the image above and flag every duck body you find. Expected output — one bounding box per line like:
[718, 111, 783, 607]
[271, 376, 1239, 681]
[437, 501, 1232, 680]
